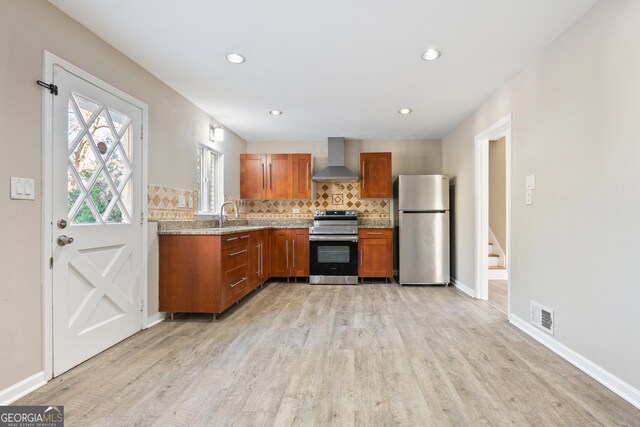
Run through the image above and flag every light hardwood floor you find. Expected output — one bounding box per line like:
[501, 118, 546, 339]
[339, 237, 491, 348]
[18, 282, 639, 426]
[488, 280, 508, 314]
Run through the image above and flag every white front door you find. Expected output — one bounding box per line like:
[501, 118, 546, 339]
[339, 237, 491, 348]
[51, 64, 143, 376]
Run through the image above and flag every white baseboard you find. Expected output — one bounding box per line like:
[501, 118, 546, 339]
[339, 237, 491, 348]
[0, 372, 47, 405]
[147, 312, 167, 328]
[509, 314, 640, 410]
[488, 269, 508, 280]
[451, 278, 476, 298]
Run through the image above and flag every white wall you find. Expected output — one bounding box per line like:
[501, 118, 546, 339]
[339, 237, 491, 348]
[443, 0, 640, 391]
[0, 0, 246, 392]
[489, 137, 507, 250]
[247, 139, 442, 178]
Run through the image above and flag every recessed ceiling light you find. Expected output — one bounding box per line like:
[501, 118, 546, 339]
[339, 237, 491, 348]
[225, 52, 246, 64]
[398, 108, 412, 115]
[269, 110, 283, 116]
[421, 49, 441, 61]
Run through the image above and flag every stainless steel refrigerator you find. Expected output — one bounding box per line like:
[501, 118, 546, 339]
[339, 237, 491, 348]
[393, 175, 450, 285]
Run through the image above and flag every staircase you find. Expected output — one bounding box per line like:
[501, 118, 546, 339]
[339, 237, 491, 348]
[488, 229, 508, 280]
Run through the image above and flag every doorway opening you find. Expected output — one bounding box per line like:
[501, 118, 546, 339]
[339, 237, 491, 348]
[474, 115, 511, 315]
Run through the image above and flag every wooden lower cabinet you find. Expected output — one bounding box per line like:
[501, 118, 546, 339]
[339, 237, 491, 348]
[248, 230, 270, 288]
[160, 230, 269, 315]
[358, 228, 393, 279]
[271, 229, 309, 278]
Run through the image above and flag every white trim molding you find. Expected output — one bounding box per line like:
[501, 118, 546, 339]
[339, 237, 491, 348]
[509, 314, 640, 410]
[451, 278, 476, 298]
[0, 372, 47, 405]
[474, 114, 512, 314]
[147, 312, 168, 328]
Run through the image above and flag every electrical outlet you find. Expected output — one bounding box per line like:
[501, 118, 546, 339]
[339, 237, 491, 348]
[526, 189, 532, 205]
[178, 195, 186, 208]
[292, 208, 301, 214]
[188, 196, 193, 208]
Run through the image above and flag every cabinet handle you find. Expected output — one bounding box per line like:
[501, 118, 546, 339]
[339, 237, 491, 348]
[292, 239, 295, 268]
[367, 232, 383, 235]
[230, 277, 246, 288]
[229, 249, 247, 257]
[259, 243, 263, 275]
[285, 240, 289, 268]
[360, 250, 363, 266]
[306, 162, 310, 189]
[256, 242, 261, 275]
[261, 163, 265, 189]
[226, 237, 238, 242]
[362, 160, 365, 189]
[241, 235, 249, 239]
[269, 162, 272, 190]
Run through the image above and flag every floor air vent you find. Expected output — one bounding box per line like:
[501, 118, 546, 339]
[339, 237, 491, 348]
[530, 301, 554, 335]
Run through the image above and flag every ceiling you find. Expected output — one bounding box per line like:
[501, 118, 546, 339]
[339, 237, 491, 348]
[50, 0, 597, 141]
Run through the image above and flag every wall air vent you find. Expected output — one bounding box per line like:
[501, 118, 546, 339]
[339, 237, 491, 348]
[530, 301, 554, 335]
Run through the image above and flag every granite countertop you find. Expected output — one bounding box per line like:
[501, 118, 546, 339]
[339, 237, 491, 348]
[358, 221, 393, 229]
[157, 220, 314, 236]
[157, 219, 391, 235]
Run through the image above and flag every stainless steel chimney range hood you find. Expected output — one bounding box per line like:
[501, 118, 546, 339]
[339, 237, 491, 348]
[312, 137, 359, 182]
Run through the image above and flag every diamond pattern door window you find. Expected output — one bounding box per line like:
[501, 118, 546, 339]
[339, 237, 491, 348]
[67, 93, 132, 224]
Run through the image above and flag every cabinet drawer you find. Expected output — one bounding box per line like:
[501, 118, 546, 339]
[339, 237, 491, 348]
[222, 246, 248, 302]
[221, 232, 251, 250]
[358, 229, 392, 239]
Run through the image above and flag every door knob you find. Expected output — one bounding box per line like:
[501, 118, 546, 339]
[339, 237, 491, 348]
[57, 235, 74, 246]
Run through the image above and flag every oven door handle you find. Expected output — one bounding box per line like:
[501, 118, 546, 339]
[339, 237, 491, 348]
[309, 235, 358, 242]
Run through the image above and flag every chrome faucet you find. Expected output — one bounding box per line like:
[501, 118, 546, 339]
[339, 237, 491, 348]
[218, 201, 239, 228]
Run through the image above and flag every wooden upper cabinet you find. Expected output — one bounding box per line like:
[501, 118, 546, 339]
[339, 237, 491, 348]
[266, 154, 292, 199]
[292, 154, 312, 199]
[241, 153, 312, 200]
[240, 154, 267, 199]
[360, 152, 392, 198]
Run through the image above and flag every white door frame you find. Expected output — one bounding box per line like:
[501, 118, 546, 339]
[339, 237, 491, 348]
[474, 114, 511, 311]
[41, 51, 149, 380]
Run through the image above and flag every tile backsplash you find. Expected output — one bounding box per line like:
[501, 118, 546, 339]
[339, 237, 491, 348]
[147, 185, 197, 221]
[149, 182, 390, 221]
[226, 182, 389, 220]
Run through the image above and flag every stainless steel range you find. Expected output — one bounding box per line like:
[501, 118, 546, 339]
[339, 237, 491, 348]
[309, 210, 359, 285]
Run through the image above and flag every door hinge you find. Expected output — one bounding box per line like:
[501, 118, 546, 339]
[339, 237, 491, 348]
[36, 80, 58, 96]
[140, 211, 144, 225]
[141, 123, 144, 140]
[49, 257, 53, 269]
[140, 300, 144, 312]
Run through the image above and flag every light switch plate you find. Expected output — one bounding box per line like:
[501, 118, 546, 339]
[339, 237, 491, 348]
[188, 196, 193, 208]
[526, 189, 533, 205]
[10, 177, 35, 200]
[292, 208, 301, 214]
[178, 195, 186, 208]
[526, 174, 536, 190]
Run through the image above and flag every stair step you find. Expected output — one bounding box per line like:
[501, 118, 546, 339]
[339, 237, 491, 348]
[488, 253, 500, 257]
[489, 266, 506, 270]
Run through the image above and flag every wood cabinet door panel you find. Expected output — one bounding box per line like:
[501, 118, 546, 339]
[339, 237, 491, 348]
[292, 154, 312, 199]
[266, 154, 292, 199]
[240, 154, 266, 199]
[290, 229, 309, 277]
[271, 230, 291, 276]
[359, 238, 393, 278]
[360, 152, 392, 198]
